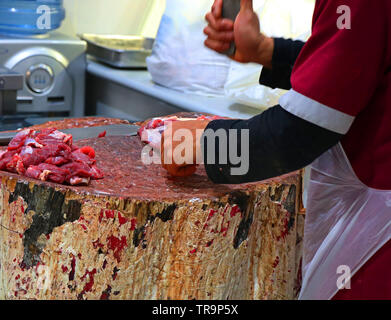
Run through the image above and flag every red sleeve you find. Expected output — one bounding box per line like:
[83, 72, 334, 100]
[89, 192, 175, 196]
[279, 0, 388, 134]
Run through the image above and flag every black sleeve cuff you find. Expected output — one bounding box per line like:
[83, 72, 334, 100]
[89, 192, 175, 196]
[202, 119, 242, 184]
[259, 38, 306, 90]
[259, 65, 293, 90]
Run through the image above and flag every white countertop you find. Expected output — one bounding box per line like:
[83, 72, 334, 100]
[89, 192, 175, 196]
[87, 60, 262, 120]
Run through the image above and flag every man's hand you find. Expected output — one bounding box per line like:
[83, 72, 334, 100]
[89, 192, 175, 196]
[204, 0, 274, 68]
[161, 120, 210, 177]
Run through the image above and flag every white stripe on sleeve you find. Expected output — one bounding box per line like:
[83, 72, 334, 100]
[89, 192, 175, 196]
[279, 89, 355, 135]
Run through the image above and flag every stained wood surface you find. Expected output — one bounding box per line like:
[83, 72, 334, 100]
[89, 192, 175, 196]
[0, 118, 304, 300]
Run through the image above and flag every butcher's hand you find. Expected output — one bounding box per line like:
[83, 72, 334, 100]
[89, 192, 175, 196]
[204, 0, 274, 68]
[161, 120, 210, 177]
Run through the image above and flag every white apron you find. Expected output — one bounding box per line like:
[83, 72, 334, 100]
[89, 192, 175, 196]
[299, 143, 391, 300]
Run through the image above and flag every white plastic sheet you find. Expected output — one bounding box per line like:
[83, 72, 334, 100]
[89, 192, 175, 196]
[299, 143, 391, 299]
[146, 0, 231, 96]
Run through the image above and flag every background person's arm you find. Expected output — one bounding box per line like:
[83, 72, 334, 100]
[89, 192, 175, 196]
[204, 0, 274, 68]
[204, 0, 305, 89]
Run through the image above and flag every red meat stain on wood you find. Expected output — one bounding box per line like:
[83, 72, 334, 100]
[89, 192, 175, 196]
[69, 257, 76, 281]
[206, 240, 214, 247]
[117, 212, 127, 225]
[207, 209, 216, 221]
[130, 218, 137, 231]
[100, 285, 112, 300]
[98, 209, 135, 229]
[99, 209, 104, 223]
[276, 214, 290, 241]
[78, 268, 97, 299]
[272, 256, 280, 268]
[189, 248, 197, 254]
[92, 239, 104, 249]
[230, 205, 241, 218]
[220, 221, 230, 237]
[107, 235, 127, 262]
[105, 210, 115, 219]
[112, 267, 119, 280]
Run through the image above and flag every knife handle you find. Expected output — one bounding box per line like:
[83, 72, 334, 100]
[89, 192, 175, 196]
[221, 0, 241, 56]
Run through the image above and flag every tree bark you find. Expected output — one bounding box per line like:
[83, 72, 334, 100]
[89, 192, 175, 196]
[0, 119, 304, 300]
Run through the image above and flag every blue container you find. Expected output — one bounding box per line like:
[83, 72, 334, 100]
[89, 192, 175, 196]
[0, 0, 65, 36]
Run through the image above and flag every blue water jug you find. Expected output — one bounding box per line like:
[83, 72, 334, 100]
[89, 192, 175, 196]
[0, 0, 65, 36]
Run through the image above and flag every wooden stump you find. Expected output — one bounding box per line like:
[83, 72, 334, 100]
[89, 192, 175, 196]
[0, 120, 304, 300]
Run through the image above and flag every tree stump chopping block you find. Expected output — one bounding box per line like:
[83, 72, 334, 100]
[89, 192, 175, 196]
[0, 121, 304, 300]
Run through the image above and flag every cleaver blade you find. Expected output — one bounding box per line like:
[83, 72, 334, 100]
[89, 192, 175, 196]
[0, 124, 141, 145]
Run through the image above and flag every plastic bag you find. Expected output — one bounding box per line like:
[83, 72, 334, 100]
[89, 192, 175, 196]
[224, 0, 315, 110]
[147, 0, 315, 106]
[146, 0, 231, 96]
[299, 143, 391, 299]
[224, 62, 282, 110]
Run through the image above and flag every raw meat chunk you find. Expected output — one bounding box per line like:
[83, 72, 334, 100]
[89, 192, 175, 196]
[7, 129, 33, 151]
[0, 128, 103, 186]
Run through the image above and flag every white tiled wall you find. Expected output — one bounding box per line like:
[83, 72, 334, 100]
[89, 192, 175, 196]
[58, 0, 166, 37]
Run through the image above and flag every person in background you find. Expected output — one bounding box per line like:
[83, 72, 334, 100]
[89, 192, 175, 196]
[161, 0, 391, 299]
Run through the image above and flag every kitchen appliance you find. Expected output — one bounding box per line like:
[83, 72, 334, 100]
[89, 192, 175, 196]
[80, 34, 154, 69]
[0, 68, 24, 115]
[0, 32, 86, 126]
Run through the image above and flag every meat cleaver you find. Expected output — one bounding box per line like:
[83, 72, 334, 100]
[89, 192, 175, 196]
[221, 0, 241, 57]
[0, 124, 140, 146]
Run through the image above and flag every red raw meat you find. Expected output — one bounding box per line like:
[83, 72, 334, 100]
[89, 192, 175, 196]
[62, 162, 92, 178]
[37, 163, 70, 184]
[89, 165, 104, 179]
[45, 156, 69, 166]
[24, 138, 43, 148]
[71, 149, 96, 166]
[7, 129, 33, 151]
[0, 128, 103, 186]
[79, 146, 95, 158]
[6, 154, 22, 174]
[98, 131, 106, 138]
[25, 166, 42, 180]
[0, 149, 17, 170]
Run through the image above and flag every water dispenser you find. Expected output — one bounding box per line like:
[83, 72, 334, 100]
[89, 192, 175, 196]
[0, 0, 65, 36]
